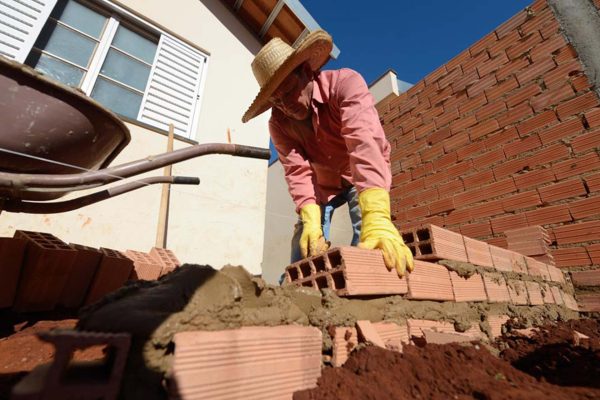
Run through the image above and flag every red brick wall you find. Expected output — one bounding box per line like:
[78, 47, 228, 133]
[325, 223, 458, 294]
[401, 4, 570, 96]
[377, 0, 600, 271]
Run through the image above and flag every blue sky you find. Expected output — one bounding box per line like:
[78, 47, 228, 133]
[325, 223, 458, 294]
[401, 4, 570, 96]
[302, 0, 532, 85]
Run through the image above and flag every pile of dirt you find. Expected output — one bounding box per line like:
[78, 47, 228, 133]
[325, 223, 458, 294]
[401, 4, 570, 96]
[294, 319, 600, 400]
[499, 319, 600, 388]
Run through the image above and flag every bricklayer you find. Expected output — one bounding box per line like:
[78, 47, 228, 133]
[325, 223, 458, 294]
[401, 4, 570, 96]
[170, 326, 322, 400]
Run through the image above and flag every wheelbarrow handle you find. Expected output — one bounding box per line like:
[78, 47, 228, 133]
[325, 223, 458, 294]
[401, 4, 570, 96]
[0, 143, 270, 190]
[2, 175, 200, 214]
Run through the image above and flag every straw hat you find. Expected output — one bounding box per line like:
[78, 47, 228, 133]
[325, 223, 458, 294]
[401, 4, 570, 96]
[242, 30, 333, 123]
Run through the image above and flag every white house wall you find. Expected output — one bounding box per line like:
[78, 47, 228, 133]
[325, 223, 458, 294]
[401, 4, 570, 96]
[0, 0, 270, 274]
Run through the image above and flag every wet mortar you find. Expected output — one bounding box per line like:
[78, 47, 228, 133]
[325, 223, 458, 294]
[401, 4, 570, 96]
[73, 263, 578, 400]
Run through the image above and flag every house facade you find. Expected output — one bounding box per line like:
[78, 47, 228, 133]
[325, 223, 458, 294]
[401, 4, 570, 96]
[0, 0, 333, 274]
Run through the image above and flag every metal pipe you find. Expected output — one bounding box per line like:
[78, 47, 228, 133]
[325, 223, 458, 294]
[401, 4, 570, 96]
[0, 143, 270, 190]
[2, 175, 199, 214]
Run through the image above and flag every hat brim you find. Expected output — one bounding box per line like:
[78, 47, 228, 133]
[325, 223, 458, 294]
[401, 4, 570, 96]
[242, 30, 333, 123]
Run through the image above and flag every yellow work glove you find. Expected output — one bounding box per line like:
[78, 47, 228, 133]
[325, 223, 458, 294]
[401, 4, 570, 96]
[299, 204, 330, 258]
[358, 187, 414, 277]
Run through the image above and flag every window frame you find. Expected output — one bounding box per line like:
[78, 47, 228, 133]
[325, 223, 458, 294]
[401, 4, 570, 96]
[26, 0, 210, 139]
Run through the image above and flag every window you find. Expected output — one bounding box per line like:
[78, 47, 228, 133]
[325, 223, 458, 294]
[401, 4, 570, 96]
[26, 0, 158, 120]
[0, 0, 207, 138]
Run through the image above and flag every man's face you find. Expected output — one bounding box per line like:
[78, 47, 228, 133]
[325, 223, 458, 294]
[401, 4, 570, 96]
[269, 63, 313, 121]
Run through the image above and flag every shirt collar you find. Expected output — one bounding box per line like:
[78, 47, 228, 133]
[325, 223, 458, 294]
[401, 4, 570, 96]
[311, 72, 325, 105]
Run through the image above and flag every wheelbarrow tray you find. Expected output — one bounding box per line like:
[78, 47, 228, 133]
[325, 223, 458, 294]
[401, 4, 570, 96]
[0, 56, 130, 176]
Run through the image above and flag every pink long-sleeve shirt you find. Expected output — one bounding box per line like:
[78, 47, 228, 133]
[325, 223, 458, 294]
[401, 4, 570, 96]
[269, 68, 392, 212]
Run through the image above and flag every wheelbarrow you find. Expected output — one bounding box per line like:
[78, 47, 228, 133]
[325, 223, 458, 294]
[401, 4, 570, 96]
[0, 56, 270, 214]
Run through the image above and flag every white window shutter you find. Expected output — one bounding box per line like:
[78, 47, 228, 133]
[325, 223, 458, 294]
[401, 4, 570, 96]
[0, 0, 57, 62]
[138, 34, 207, 138]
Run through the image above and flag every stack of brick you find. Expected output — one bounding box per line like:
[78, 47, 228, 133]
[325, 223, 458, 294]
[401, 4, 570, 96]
[0, 231, 183, 313]
[149, 247, 181, 277]
[505, 225, 554, 265]
[12, 231, 78, 312]
[169, 326, 322, 400]
[375, 0, 600, 310]
[125, 250, 163, 281]
[285, 224, 578, 364]
[284, 225, 575, 308]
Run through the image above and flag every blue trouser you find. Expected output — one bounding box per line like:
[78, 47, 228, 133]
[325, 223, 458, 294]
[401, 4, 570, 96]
[290, 186, 362, 263]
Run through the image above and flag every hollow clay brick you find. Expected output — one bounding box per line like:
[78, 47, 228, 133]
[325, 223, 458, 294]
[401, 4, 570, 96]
[11, 329, 130, 400]
[507, 280, 529, 305]
[553, 247, 592, 268]
[571, 269, 600, 287]
[356, 320, 386, 348]
[169, 326, 322, 400]
[372, 322, 409, 352]
[526, 281, 544, 305]
[547, 265, 566, 283]
[407, 320, 456, 340]
[482, 274, 511, 303]
[489, 245, 514, 272]
[587, 243, 600, 264]
[285, 247, 408, 296]
[407, 224, 468, 262]
[0, 237, 27, 308]
[510, 252, 528, 274]
[508, 240, 550, 256]
[524, 258, 551, 280]
[58, 244, 103, 309]
[407, 260, 454, 301]
[561, 291, 579, 311]
[540, 284, 555, 304]
[531, 254, 555, 266]
[331, 327, 358, 367]
[12, 231, 77, 312]
[85, 248, 133, 306]
[463, 236, 494, 268]
[149, 247, 181, 276]
[488, 315, 511, 338]
[125, 250, 162, 281]
[449, 272, 487, 302]
[551, 286, 564, 305]
[505, 225, 550, 241]
[577, 294, 600, 312]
